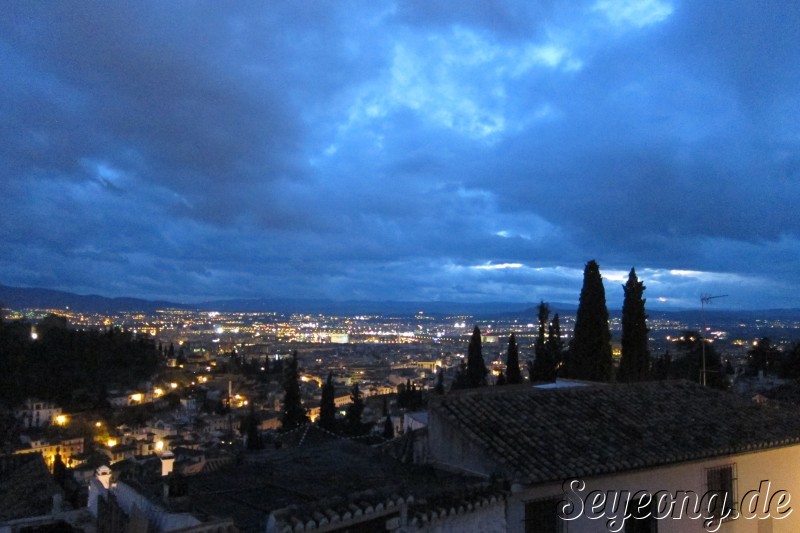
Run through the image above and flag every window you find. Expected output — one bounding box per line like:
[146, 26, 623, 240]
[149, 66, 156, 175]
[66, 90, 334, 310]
[524, 496, 565, 533]
[706, 464, 737, 522]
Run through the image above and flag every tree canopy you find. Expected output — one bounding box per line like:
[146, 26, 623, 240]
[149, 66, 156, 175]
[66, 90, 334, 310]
[280, 351, 308, 431]
[318, 372, 337, 432]
[530, 302, 556, 382]
[0, 314, 160, 409]
[466, 325, 488, 387]
[569, 260, 612, 381]
[618, 268, 650, 382]
[505, 333, 522, 384]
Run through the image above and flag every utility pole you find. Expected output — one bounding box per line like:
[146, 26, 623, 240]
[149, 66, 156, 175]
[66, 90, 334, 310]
[700, 294, 728, 386]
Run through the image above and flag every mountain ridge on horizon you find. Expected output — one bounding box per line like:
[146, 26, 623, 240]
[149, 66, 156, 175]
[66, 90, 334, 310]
[1, 283, 798, 319]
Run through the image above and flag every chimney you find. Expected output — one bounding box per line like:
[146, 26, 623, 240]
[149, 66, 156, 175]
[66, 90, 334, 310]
[95, 465, 112, 489]
[51, 493, 63, 516]
[159, 450, 175, 477]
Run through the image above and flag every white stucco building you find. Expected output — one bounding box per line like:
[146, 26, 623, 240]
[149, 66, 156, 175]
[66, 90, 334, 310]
[426, 380, 800, 533]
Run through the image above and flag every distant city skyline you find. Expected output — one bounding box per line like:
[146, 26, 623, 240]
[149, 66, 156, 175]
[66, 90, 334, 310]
[1, 1, 798, 310]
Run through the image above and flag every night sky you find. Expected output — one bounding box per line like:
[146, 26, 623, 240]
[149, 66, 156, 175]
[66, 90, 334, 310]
[1, 1, 798, 309]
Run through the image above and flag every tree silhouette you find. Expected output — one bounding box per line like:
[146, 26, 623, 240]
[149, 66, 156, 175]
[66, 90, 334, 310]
[534, 300, 549, 365]
[505, 333, 522, 384]
[382, 415, 394, 440]
[545, 313, 563, 380]
[434, 368, 445, 394]
[569, 260, 612, 381]
[318, 372, 337, 432]
[344, 383, 366, 435]
[450, 361, 471, 391]
[618, 268, 650, 382]
[466, 326, 488, 387]
[242, 403, 264, 450]
[531, 302, 556, 382]
[780, 343, 800, 380]
[748, 337, 777, 376]
[280, 351, 308, 431]
[671, 331, 728, 390]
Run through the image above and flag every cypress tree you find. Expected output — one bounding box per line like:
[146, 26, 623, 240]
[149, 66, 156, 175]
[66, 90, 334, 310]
[535, 301, 549, 362]
[505, 333, 522, 384]
[466, 326, 488, 387]
[618, 268, 650, 382]
[531, 302, 556, 382]
[545, 314, 563, 381]
[344, 383, 365, 435]
[495, 371, 506, 386]
[434, 368, 445, 394]
[569, 260, 613, 381]
[243, 403, 264, 450]
[450, 361, 470, 391]
[52, 449, 66, 486]
[383, 415, 394, 440]
[318, 372, 337, 432]
[280, 351, 308, 431]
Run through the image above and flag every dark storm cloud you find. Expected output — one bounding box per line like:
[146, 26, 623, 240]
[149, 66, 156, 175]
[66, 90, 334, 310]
[1, 0, 799, 308]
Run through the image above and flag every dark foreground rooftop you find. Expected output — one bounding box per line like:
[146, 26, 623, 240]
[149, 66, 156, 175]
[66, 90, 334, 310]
[430, 380, 800, 484]
[184, 439, 501, 532]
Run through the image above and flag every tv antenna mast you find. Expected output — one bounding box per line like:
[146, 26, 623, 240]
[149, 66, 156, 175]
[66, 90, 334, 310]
[700, 294, 728, 386]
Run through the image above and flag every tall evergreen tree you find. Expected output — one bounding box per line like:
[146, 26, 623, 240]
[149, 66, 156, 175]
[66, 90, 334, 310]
[344, 383, 365, 435]
[618, 268, 650, 382]
[569, 260, 613, 381]
[505, 333, 522, 384]
[450, 361, 471, 391]
[531, 302, 556, 382]
[52, 449, 66, 486]
[434, 368, 445, 394]
[280, 351, 308, 431]
[318, 372, 337, 432]
[243, 403, 264, 450]
[382, 415, 394, 440]
[545, 314, 563, 381]
[535, 300, 549, 360]
[748, 337, 776, 376]
[466, 326, 488, 387]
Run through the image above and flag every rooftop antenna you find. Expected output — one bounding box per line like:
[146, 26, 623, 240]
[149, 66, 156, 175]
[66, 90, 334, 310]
[700, 294, 728, 386]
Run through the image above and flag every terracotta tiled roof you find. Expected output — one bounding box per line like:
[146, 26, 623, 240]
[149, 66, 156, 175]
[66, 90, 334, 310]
[430, 380, 800, 484]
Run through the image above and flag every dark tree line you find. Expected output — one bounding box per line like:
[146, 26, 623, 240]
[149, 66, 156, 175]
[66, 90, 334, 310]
[528, 302, 563, 383]
[0, 314, 160, 409]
